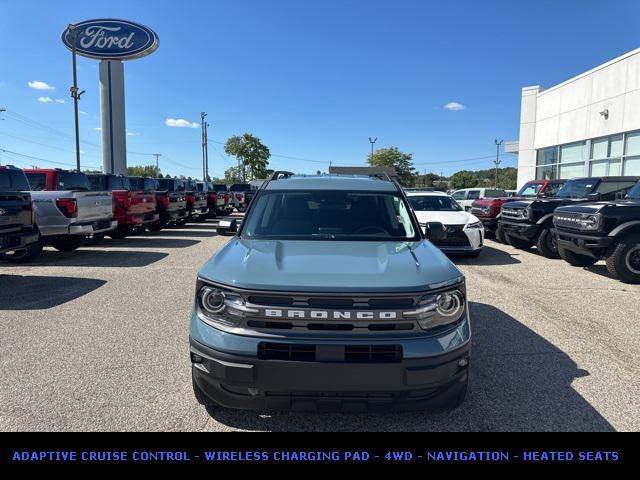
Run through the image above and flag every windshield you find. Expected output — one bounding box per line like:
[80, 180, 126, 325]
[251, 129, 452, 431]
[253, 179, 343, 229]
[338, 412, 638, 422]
[628, 182, 640, 200]
[230, 184, 250, 191]
[408, 195, 462, 212]
[58, 172, 90, 191]
[556, 178, 598, 199]
[158, 179, 186, 192]
[517, 182, 543, 197]
[242, 190, 419, 241]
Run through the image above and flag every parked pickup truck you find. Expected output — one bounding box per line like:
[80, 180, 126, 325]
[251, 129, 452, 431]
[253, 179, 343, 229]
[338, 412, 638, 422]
[471, 179, 565, 243]
[14, 168, 117, 260]
[0, 166, 40, 261]
[184, 179, 209, 222]
[229, 183, 254, 212]
[147, 178, 188, 230]
[190, 172, 470, 413]
[87, 174, 158, 240]
[552, 180, 640, 284]
[204, 183, 233, 217]
[498, 176, 639, 259]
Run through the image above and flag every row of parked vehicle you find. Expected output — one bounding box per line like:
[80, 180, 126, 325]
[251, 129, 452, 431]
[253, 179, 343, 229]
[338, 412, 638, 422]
[0, 165, 253, 263]
[468, 176, 640, 284]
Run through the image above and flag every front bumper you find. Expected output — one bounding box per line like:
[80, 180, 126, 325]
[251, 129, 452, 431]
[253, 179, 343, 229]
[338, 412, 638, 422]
[190, 312, 471, 412]
[68, 219, 118, 235]
[477, 216, 498, 231]
[0, 229, 39, 253]
[551, 228, 613, 258]
[498, 219, 540, 241]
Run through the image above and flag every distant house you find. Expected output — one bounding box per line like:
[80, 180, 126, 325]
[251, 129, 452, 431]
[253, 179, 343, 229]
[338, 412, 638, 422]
[328, 166, 398, 181]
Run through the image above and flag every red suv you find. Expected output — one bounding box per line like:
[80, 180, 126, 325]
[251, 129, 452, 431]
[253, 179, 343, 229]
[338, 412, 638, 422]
[471, 179, 565, 243]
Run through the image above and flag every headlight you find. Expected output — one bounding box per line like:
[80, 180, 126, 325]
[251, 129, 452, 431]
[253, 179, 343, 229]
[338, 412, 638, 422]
[580, 214, 601, 230]
[197, 285, 257, 327]
[404, 289, 466, 331]
[465, 221, 483, 230]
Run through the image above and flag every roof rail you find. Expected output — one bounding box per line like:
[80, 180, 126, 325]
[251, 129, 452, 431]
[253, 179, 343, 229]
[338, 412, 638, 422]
[367, 172, 392, 182]
[261, 170, 295, 190]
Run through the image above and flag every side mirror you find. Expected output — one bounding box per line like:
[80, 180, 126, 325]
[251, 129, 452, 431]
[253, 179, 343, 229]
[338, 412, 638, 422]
[587, 192, 602, 202]
[216, 216, 240, 236]
[426, 222, 446, 242]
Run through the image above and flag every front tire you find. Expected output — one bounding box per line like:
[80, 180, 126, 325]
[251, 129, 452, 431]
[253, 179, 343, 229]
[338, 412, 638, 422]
[495, 227, 507, 244]
[50, 236, 83, 252]
[506, 234, 533, 250]
[5, 240, 43, 263]
[558, 245, 598, 267]
[536, 227, 560, 259]
[605, 235, 640, 284]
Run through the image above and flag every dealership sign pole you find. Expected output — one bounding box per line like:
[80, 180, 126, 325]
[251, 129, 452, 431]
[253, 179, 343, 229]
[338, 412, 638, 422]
[61, 19, 159, 175]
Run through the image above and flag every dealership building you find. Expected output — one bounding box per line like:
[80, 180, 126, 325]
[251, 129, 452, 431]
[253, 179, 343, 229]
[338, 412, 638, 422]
[514, 47, 640, 189]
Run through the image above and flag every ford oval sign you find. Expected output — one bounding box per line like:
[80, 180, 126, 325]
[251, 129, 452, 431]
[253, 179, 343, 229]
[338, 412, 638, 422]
[61, 19, 159, 60]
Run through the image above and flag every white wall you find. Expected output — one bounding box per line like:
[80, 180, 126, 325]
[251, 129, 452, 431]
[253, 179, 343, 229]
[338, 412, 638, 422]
[517, 48, 640, 187]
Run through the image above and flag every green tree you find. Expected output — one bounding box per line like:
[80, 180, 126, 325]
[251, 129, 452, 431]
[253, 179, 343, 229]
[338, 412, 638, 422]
[127, 165, 161, 178]
[450, 170, 477, 189]
[224, 166, 244, 184]
[367, 146, 416, 186]
[224, 133, 271, 182]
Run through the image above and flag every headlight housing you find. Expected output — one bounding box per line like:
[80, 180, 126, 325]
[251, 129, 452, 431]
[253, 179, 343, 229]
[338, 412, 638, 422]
[197, 285, 257, 327]
[404, 289, 466, 331]
[579, 214, 602, 230]
[465, 221, 483, 230]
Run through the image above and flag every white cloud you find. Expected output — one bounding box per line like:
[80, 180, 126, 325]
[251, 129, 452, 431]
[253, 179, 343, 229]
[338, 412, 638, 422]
[54, 98, 66, 104]
[80, 111, 88, 116]
[443, 102, 466, 111]
[38, 96, 53, 103]
[28, 80, 55, 91]
[165, 118, 199, 128]
[93, 127, 102, 131]
[127, 131, 140, 136]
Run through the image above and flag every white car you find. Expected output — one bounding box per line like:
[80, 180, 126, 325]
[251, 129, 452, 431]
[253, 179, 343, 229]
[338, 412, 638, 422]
[450, 188, 506, 211]
[406, 191, 484, 257]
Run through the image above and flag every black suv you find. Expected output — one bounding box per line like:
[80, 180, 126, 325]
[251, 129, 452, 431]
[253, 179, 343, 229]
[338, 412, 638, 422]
[552, 180, 640, 283]
[0, 166, 40, 259]
[499, 176, 639, 259]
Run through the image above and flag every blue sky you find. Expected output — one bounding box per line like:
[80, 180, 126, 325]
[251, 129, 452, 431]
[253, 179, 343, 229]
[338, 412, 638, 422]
[1, 0, 639, 179]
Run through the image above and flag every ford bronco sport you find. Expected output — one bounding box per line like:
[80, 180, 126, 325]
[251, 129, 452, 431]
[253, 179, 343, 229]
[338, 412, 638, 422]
[190, 173, 470, 412]
[552, 180, 640, 283]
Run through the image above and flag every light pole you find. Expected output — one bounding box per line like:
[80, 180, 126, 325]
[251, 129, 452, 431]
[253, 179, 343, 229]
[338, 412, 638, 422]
[494, 139, 504, 188]
[200, 112, 207, 181]
[204, 121, 210, 181]
[153, 153, 161, 176]
[68, 24, 85, 172]
[368, 137, 377, 161]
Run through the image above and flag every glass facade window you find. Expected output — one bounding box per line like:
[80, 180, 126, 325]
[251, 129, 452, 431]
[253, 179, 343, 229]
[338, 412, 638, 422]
[536, 130, 640, 180]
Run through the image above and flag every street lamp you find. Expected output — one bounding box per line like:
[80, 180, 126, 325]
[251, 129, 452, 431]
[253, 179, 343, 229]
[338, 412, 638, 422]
[68, 24, 85, 172]
[368, 137, 377, 160]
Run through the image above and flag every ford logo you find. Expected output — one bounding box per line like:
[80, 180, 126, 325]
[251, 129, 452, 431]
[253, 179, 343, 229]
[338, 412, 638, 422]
[61, 19, 159, 61]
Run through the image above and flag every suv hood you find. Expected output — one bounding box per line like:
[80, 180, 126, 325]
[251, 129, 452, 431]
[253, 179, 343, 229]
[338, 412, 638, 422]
[555, 200, 639, 214]
[199, 238, 463, 293]
[414, 210, 476, 226]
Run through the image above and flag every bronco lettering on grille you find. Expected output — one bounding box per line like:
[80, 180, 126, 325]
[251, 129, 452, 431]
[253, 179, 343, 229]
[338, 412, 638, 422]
[264, 309, 397, 320]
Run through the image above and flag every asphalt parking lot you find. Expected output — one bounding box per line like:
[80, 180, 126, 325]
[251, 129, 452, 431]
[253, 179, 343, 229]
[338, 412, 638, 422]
[1, 218, 639, 432]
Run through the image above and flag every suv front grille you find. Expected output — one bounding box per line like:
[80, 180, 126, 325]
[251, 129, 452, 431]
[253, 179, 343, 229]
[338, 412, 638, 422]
[502, 207, 526, 220]
[553, 212, 586, 230]
[258, 342, 403, 363]
[431, 225, 470, 248]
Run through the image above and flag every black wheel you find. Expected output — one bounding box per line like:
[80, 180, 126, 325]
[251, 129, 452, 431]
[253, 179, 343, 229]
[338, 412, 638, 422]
[495, 227, 507, 244]
[536, 227, 560, 259]
[83, 233, 104, 246]
[506, 234, 533, 250]
[558, 245, 598, 267]
[107, 226, 129, 240]
[5, 240, 43, 263]
[605, 235, 640, 284]
[148, 221, 163, 232]
[50, 236, 83, 252]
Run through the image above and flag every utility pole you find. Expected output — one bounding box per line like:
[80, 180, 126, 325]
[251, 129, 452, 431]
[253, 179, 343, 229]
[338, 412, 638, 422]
[68, 24, 85, 172]
[153, 154, 161, 176]
[0, 108, 4, 165]
[368, 137, 377, 161]
[494, 139, 503, 188]
[200, 112, 207, 181]
[204, 121, 210, 181]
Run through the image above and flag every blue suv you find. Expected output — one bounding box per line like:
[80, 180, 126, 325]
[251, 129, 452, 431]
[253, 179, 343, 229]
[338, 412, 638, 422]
[190, 172, 471, 412]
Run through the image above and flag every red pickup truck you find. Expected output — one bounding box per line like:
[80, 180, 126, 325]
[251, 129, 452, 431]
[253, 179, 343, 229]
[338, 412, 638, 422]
[471, 179, 565, 242]
[87, 174, 158, 240]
